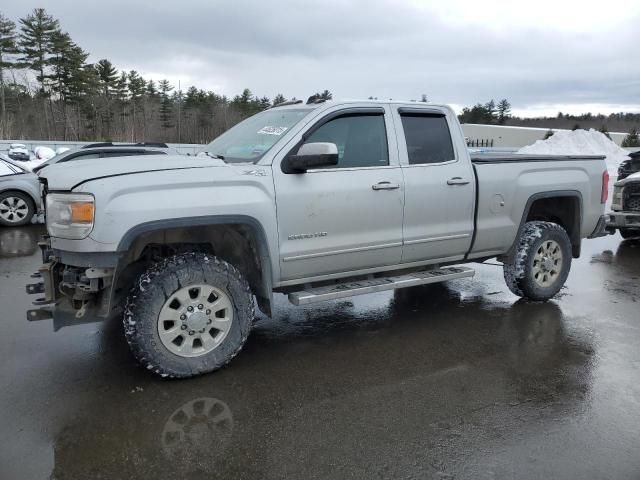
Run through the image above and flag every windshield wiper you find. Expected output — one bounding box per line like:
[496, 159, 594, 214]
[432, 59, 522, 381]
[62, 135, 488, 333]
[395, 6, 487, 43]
[203, 152, 225, 160]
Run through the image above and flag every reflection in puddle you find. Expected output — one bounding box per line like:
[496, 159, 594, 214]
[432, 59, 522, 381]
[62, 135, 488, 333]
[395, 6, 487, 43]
[0, 226, 42, 258]
[161, 397, 233, 461]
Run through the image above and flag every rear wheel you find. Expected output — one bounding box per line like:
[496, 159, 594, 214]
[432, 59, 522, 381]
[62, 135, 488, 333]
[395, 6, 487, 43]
[123, 252, 254, 378]
[619, 228, 640, 240]
[0, 191, 35, 227]
[504, 221, 572, 301]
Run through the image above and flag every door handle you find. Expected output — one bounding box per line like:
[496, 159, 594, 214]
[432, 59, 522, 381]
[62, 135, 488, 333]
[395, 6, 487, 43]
[447, 177, 470, 186]
[372, 181, 400, 190]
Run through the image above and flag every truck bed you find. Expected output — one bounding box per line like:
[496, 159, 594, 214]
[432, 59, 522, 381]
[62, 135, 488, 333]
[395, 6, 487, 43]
[467, 151, 607, 260]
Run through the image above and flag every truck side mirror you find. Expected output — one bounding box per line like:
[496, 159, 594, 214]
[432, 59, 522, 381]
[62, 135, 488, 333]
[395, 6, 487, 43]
[281, 142, 339, 174]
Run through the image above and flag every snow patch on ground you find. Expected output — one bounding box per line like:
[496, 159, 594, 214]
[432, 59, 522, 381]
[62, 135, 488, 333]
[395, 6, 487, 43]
[517, 129, 629, 174]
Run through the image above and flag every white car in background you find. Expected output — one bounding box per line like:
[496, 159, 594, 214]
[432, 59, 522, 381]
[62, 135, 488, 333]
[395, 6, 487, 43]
[0, 154, 41, 227]
[8, 143, 30, 162]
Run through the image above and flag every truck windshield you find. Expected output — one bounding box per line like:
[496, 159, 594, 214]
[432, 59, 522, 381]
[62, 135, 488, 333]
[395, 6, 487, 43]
[201, 108, 310, 163]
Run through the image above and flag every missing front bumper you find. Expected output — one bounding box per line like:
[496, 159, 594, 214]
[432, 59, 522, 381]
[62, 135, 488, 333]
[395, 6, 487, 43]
[25, 239, 115, 330]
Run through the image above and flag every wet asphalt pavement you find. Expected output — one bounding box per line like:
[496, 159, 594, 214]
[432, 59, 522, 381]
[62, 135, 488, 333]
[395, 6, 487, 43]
[1, 225, 639, 479]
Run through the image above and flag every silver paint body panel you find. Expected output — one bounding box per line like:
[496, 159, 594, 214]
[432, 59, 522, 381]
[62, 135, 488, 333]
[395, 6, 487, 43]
[38, 101, 606, 290]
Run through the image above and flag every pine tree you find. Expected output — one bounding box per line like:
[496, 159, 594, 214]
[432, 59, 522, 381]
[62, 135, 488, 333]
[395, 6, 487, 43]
[622, 128, 639, 147]
[598, 125, 611, 140]
[95, 59, 118, 96]
[484, 99, 496, 123]
[184, 85, 200, 109]
[47, 30, 90, 138]
[18, 8, 60, 93]
[127, 70, 145, 140]
[320, 89, 333, 100]
[48, 30, 72, 100]
[232, 88, 255, 115]
[114, 71, 128, 100]
[145, 79, 157, 97]
[272, 93, 286, 105]
[238, 88, 252, 104]
[158, 79, 173, 130]
[497, 98, 511, 124]
[258, 96, 271, 110]
[0, 13, 19, 126]
[49, 32, 90, 102]
[420, 93, 428, 102]
[127, 70, 145, 99]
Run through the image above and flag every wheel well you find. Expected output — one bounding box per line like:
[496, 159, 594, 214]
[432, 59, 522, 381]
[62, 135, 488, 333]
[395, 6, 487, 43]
[114, 223, 272, 316]
[524, 195, 581, 257]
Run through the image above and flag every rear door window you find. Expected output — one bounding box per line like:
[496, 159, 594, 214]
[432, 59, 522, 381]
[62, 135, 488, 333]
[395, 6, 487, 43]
[400, 113, 455, 165]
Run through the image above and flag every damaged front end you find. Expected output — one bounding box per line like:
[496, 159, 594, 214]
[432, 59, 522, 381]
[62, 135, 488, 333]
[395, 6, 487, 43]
[25, 237, 116, 330]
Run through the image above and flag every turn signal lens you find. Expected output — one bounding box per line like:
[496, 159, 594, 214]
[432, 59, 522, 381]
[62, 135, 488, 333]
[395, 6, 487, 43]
[70, 202, 95, 223]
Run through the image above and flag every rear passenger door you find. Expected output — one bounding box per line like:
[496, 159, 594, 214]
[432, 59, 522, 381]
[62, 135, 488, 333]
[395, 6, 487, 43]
[392, 106, 475, 263]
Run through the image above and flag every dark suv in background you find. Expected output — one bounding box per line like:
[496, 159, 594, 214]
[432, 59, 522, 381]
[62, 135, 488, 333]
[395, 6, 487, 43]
[33, 143, 177, 173]
[617, 150, 640, 180]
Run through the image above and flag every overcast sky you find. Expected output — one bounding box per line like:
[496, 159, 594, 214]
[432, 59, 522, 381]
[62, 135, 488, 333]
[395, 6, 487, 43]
[5, 0, 640, 116]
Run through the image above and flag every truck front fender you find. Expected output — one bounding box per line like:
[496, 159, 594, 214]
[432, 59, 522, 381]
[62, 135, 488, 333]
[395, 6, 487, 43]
[115, 215, 274, 316]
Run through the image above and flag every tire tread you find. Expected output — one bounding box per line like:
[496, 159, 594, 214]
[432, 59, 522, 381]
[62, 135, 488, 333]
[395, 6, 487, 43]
[123, 252, 254, 379]
[503, 221, 571, 301]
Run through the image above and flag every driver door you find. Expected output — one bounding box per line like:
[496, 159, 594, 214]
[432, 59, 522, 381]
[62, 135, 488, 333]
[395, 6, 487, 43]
[273, 106, 404, 282]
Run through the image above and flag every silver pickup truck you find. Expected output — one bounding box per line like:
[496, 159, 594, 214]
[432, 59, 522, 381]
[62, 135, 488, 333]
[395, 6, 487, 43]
[27, 100, 609, 378]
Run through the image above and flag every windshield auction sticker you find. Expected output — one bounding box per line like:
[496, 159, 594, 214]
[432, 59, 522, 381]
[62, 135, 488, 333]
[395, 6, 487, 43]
[257, 126, 288, 136]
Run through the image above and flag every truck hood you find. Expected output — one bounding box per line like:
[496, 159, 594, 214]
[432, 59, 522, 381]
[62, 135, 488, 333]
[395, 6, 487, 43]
[39, 155, 227, 190]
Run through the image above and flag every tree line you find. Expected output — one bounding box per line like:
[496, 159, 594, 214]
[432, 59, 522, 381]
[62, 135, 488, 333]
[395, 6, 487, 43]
[0, 8, 335, 143]
[459, 99, 640, 146]
[1, 9, 638, 146]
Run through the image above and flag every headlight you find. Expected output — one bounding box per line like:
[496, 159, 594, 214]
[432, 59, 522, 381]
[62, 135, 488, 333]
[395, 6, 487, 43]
[46, 193, 95, 239]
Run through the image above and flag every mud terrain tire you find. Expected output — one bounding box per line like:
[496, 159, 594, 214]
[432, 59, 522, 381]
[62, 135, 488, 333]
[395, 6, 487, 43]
[123, 252, 254, 378]
[503, 221, 572, 301]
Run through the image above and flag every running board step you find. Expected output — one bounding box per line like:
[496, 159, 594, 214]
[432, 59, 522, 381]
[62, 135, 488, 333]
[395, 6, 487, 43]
[288, 266, 475, 306]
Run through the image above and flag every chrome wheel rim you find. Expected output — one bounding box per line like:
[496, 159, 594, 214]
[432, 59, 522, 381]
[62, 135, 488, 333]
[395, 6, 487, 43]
[0, 197, 29, 223]
[158, 284, 233, 358]
[532, 240, 563, 288]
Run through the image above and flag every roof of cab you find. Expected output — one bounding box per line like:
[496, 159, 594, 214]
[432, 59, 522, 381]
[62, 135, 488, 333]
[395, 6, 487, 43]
[270, 98, 451, 110]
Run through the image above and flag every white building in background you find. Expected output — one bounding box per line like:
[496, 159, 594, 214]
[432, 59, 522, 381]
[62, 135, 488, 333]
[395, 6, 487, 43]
[462, 124, 627, 148]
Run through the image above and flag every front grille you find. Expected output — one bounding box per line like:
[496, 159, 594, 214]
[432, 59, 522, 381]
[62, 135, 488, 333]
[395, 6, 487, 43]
[623, 183, 640, 211]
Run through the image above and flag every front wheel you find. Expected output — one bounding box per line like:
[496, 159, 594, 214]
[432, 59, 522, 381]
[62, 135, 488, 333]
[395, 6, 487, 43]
[123, 253, 254, 378]
[503, 221, 572, 301]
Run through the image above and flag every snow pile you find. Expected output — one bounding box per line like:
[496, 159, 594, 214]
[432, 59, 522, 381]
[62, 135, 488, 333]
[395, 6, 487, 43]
[34, 146, 56, 161]
[518, 129, 629, 173]
[15, 146, 56, 171]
